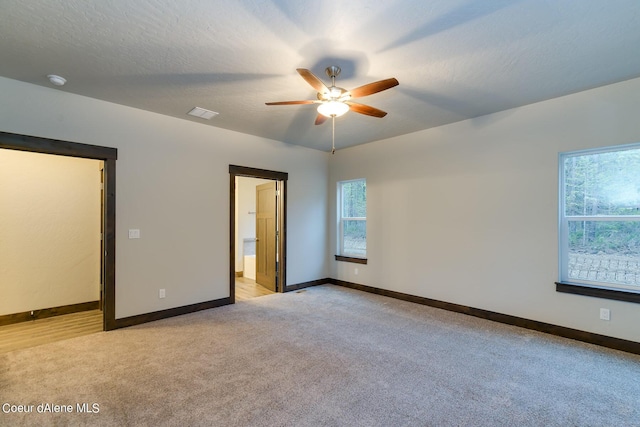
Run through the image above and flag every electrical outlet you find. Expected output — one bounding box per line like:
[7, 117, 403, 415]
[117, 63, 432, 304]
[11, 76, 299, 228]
[159, 289, 166, 299]
[599, 308, 610, 321]
[354, 268, 359, 275]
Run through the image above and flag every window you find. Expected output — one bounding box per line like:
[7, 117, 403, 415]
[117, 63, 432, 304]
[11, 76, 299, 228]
[558, 144, 640, 300]
[338, 179, 367, 260]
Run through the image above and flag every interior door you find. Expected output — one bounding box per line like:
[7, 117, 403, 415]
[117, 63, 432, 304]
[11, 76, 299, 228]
[255, 182, 277, 291]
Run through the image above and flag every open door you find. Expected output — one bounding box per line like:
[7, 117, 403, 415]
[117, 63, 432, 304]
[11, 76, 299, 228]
[255, 182, 277, 291]
[229, 165, 287, 302]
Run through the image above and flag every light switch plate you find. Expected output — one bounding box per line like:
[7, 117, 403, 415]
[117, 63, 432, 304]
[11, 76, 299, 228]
[128, 229, 140, 239]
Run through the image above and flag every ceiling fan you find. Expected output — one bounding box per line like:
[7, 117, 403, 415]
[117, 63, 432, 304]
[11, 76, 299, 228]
[267, 66, 399, 124]
[266, 66, 399, 153]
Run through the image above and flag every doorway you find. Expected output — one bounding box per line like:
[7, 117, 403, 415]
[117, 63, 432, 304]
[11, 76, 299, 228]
[229, 165, 287, 303]
[0, 149, 103, 335]
[0, 131, 117, 331]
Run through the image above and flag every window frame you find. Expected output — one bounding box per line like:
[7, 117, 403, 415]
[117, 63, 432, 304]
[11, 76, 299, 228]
[557, 143, 640, 303]
[337, 178, 367, 263]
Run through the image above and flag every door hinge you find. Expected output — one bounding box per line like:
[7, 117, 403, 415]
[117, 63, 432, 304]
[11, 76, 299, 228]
[275, 190, 280, 196]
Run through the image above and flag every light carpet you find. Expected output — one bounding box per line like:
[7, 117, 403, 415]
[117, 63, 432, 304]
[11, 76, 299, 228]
[1, 284, 639, 426]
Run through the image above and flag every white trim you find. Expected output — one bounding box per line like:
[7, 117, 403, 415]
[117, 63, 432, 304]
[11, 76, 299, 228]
[560, 141, 640, 158]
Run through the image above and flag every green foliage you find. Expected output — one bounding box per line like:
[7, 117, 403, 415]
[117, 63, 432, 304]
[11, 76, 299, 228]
[342, 180, 366, 218]
[341, 179, 367, 256]
[569, 221, 640, 255]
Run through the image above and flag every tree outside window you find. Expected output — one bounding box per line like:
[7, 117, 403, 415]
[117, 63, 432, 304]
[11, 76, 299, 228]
[338, 179, 366, 258]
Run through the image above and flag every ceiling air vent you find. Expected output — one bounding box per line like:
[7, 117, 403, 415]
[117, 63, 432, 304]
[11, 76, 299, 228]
[187, 107, 219, 120]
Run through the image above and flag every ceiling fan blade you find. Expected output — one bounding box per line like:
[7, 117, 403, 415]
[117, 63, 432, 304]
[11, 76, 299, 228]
[349, 78, 399, 98]
[315, 114, 328, 125]
[265, 100, 318, 105]
[346, 101, 388, 118]
[297, 68, 328, 93]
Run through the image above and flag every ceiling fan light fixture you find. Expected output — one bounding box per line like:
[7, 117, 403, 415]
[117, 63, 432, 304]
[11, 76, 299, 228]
[317, 101, 349, 118]
[329, 87, 342, 98]
[267, 66, 398, 153]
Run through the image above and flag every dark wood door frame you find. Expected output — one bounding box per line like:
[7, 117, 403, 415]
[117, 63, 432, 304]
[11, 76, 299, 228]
[0, 131, 117, 331]
[229, 165, 287, 303]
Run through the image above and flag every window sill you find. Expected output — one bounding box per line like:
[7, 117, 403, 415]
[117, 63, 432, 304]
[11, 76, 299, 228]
[335, 255, 368, 265]
[555, 282, 640, 304]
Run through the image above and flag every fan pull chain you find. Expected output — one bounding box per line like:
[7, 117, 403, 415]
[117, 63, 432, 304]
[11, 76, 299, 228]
[331, 115, 336, 155]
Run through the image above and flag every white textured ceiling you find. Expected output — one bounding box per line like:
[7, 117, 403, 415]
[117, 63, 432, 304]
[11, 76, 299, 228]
[1, 1, 640, 151]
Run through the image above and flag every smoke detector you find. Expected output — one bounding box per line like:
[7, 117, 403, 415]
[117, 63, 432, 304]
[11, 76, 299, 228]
[47, 74, 66, 86]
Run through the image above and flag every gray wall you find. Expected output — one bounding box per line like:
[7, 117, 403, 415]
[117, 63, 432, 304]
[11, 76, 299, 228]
[0, 76, 329, 319]
[329, 76, 640, 343]
[2, 73, 639, 344]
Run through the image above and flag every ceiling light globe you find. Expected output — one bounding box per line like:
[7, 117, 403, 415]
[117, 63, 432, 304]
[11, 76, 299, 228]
[317, 101, 349, 118]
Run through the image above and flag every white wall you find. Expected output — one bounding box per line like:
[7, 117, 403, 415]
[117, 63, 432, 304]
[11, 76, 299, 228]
[0, 149, 101, 315]
[235, 176, 271, 272]
[330, 77, 640, 343]
[0, 76, 329, 319]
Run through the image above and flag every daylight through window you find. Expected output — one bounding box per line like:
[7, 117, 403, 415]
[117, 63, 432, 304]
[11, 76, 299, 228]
[338, 179, 366, 258]
[559, 144, 640, 293]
